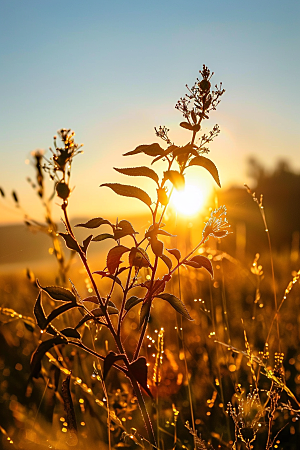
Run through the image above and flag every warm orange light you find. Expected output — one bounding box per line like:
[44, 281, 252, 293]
[171, 182, 207, 216]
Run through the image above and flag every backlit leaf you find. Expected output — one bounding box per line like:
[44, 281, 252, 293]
[188, 156, 221, 188]
[150, 238, 164, 257]
[92, 233, 115, 242]
[103, 351, 126, 380]
[75, 305, 118, 329]
[75, 217, 112, 229]
[101, 183, 152, 208]
[114, 166, 159, 184]
[140, 301, 151, 328]
[82, 295, 100, 304]
[59, 233, 81, 253]
[155, 293, 193, 321]
[186, 255, 214, 278]
[37, 282, 77, 303]
[123, 143, 164, 157]
[164, 170, 185, 190]
[129, 357, 152, 397]
[81, 235, 93, 254]
[151, 144, 178, 164]
[93, 271, 124, 289]
[114, 220, 137, 240]
[157, 229, 175, 237]
[60, 328, 81, 339]
[106, 245, 130, 275]
[166, 248, 181, 261]
[125, 296, 143, 311]
[75, 312, 107, 330]
[45, 303, 82, 327]
[173, 144, 198, 158]
[180, 122, 194, 131]
[85, 302, 118, 315]
[129, 247, 150, 268]
[160, 254, 172, 271]
[33, 292, 47, 330]
[30, 336, 68, 378]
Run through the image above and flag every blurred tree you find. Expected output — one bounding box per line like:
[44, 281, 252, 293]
[218, 158, 300, 258]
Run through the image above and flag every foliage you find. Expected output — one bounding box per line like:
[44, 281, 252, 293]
[1, 65, 300, 450]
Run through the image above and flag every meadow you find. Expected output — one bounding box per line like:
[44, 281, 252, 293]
[1, 66, 300, 450]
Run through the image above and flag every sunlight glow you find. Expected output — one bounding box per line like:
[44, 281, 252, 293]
[171, 182, 207, 216]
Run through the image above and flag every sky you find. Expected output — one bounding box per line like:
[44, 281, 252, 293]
[1, 0, 299, 224]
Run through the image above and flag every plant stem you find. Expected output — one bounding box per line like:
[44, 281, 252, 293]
[62, 202, 156, 444]
[133, 256, 159, 361]
[117, 266, 133, 335]
[130, 375, 157, 447]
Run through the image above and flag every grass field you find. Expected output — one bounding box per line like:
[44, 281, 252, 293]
[1, 208, 300, 450]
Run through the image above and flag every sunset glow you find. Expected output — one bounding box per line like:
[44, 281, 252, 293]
[171, 182, 208, 216]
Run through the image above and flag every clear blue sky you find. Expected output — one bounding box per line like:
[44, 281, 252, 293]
[1, 0, 299, 223]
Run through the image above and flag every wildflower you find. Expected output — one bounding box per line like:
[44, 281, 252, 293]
[202, 205, 230, 240]
[50, 129, 83, 174]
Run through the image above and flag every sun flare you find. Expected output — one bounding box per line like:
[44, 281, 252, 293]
[171, 182, 208, 216]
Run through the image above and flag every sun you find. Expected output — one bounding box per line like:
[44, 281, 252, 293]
[171, 182, 207, 216]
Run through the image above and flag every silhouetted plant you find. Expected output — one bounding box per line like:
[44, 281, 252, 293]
[30, 65, 228, 446]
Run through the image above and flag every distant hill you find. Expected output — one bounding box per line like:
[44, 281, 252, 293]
[0, 214, 151, 270]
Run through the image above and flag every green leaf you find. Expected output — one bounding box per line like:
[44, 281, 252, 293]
[56, 182, 70, 200]
[129, 247, 150, 268]
[139, 301, 151, 328]
[60, 328, 81, 339]
[45, 303, 82, 327]
[81, 295, 99, 304]
[150, 238, 164, 257]
[81, 235, 93, 254]
[75, 217, 112, 229]
[155, 293, 193, 321]
[164, 170, 185, 190]
[157, 229, 175, 237]
[123, 143, 164, 157]
[33, 292, 47, 330]
[59, 233, 81, 252]
[103, 352, 126, 380]
[101, 183, 152, 208]
[129, 357, 152, 397]
[114, 166, 159, 185]
[37, 282, 77, 303]
[30, 336, 68, 378]
[173, 144, 198, 158]
[93, 272, 124, 289]
[92, 233, 115, 242]
[188, 156, 221, 188]
[107, 305, 119, 315]
[166, 248, 181, 261]
[180, 122, 194, 131]
[151, 144, 178, 164]
[114, 220, 137, 240]
[75, 313, 106, 330]
[106, 245, 130, 275]
[185, 255, 214, 278]
[75, 305, 118, 329]
[160, 254, 172, 271]
[125, 296, 143, 311]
